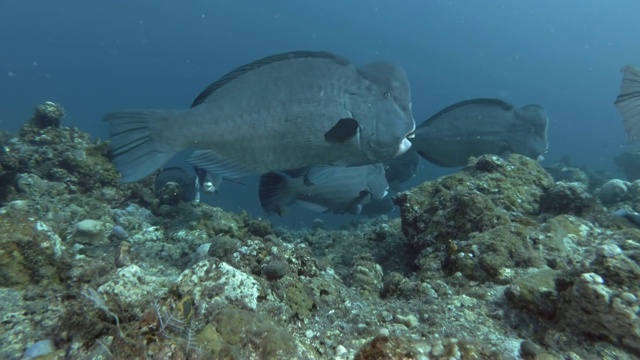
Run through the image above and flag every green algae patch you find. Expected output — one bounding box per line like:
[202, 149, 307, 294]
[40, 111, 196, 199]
[395, 154, 552, 250]
[443, 223, 543, 283]
[284, 281, 315, 320]
[0, 211, 62, 287]
[505, 268, 562, 318]
[197, 323, 225, 356]
[211, 308, 296, 358]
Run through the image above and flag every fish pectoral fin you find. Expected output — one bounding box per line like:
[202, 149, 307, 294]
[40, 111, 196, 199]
[303, 165, 338, 186]
[223, 177, 248, 187]
[186, 150, 255, 179]
[355, 190, 371, 204]
[296, 200, 330, 213]
[416, 149, 454, 168]
[324, 118, 360, 143]
[346, 204, 363, 216]
[342, 190, 369, 215]
[282, 167, 310, 179]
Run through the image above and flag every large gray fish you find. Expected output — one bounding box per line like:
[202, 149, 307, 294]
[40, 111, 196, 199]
[258, 164, 389, 216]
[615, 65, 640, 143]
[613, 208, 640, 227]
[410, 99, 548, 167]
[104, 51, 415, 182]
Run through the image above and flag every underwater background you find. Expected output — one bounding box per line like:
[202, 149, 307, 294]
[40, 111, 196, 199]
[2, 0, 639, 228]
[5, 1, 640, 359]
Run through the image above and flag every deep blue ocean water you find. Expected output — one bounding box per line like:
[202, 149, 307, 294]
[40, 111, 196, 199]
[2, 0, 639, 228]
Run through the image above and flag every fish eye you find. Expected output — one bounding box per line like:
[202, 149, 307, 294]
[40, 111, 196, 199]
[383, 91, 392, 99]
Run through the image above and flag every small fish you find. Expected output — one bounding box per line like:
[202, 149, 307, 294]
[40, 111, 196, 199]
[410, 99, 549, 167]
[384, 149, 420, 192]
[613, 208, 640, 227]
[104, 51, 415, 182]
[258, 164, 389, 216]
[615, 65, 640, 143]
[195, 167, 223, 194]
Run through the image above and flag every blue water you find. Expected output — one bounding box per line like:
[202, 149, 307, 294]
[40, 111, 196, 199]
[1, 1, 638, 228]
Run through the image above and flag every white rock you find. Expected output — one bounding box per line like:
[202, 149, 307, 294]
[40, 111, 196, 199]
[178, 260, 261, 315]
[335, 345, 347, 356]
[98, 264, 172, 317]
[72, 219, 106, 245]
[596, 244, 622, 258]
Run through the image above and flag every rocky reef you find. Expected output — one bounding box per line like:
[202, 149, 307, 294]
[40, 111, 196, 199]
[2, 104, 640, 359]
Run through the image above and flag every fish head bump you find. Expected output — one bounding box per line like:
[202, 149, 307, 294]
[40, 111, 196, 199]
[358, 61, 416, 162]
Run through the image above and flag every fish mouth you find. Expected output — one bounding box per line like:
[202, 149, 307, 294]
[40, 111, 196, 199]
[395, 138, 412, 157]
[394, 129, 415, 157]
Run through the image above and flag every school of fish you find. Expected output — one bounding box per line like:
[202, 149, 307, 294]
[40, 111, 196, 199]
[105, 50, 554, 217]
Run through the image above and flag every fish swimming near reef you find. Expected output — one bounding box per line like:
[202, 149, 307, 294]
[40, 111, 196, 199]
[409, 98, 549, 167]
[613, 208, 640, 227]
[154, 166, 200, 204]
[384, 149, 420, 192]
[615, 65, 640, 143]
[104, 51, 415, 182]
[195, 166, 223, 194]
[360, 197, 396, 216]
[155, 166, 233, 204]
[258, 164, 389, 216]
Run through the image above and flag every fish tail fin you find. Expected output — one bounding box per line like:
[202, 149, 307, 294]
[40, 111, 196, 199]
[103, 110, 179, 182]
[259, 172, 293, 216]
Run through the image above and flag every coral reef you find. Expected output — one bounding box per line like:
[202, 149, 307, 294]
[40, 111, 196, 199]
[29, 101, 65, 129]
[539, 181, 594, 216]
[2, 107, 640, 359]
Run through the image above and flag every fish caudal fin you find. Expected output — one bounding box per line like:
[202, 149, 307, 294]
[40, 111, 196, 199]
[103, 110, 178, 182]
[259, 172, 294, 216]
[616, 65, 640, 143]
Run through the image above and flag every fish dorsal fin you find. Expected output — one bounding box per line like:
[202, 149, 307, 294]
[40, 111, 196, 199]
[420, 98, 514, 127]
[190, 51, 350, 108]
